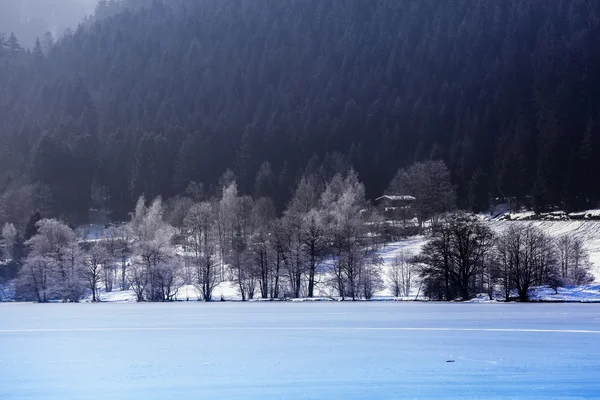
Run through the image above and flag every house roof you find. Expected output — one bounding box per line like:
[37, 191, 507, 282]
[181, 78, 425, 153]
[376, 195, 416, 202]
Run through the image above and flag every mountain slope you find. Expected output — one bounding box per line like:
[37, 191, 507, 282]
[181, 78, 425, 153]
[1, 0, 600, 224]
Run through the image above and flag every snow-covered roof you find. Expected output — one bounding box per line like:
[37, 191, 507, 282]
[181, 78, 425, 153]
[376, 195, 416, 202]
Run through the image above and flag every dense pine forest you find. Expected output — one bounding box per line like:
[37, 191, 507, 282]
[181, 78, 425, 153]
[1, 0, 600, 227]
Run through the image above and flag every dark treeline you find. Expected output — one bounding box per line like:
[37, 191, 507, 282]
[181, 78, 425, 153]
[1, 0, 600, 228]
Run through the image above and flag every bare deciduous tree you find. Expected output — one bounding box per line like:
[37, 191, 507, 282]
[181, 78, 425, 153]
[16, 255, 53, 302]
[302, 209, 327, 298]
[555, 234, 594, 285]
[388, 251, 415, 297]
[360, 256, 384, 300]
[417, 213, 495, 300]
[321, 170, 376, 300]
[250, 197, 276, 299]
[83, 242, 110, 302]
[219, 183, 256, 301]
[184, 201, 220, 301]
[496, 224, 556, 302]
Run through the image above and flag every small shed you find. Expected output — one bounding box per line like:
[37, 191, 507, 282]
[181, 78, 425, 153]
[376, 195, 416, 229]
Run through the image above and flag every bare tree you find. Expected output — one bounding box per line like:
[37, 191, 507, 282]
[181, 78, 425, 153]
[302, 209, 327, 298]
[16, 255, 53, 302]
[219, 183, 256, 300]
[283, 174, 329, 298]
[128, 260, 148, 302]
[217, 182, 238, 282]
[321, 170, 372, 300]
[83, 242, 110, 302]
[555, 234, 594, 285]
[271, 220, 288, 299]
[417, 213, 495, 300]
[250, 197, 276, 299]
[360, 256, 384, 299]
[184, 201, 220, 301]
[154, 254, 183, 301]
[280, 212, 305, 298]
[388, 251, 415, 297]
[496, 224, 556, 302]
[128, 196, 179, 301]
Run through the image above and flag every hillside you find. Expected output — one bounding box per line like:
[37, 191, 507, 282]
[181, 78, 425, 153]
[1, 0, 600, 227]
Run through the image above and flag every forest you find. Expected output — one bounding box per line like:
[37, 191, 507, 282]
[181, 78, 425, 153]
[1, 0, 600, 229]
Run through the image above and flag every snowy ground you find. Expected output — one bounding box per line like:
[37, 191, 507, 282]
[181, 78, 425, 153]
[1, 302, 599, 399]
[528, 284, 600, 302]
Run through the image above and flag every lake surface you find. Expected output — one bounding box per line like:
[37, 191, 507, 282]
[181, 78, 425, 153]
[1, 302, 599, 399]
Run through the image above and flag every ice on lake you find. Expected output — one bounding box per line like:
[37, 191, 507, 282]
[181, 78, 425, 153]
[1, 302, 599, 399]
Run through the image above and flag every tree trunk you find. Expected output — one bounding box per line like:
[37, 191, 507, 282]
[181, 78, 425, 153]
[121, 258, 127, 290]
[307, 248, 316, 297]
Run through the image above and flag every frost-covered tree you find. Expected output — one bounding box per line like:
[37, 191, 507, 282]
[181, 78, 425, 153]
[321, 170, 375, 300]
[17, 255, 53, 303]
[250, 197, 276, 299]
[104, 224, 132, 291]
[285, 176, 328, 298]
[279, 211, 305, 298]
[17, 219, 85, 302]
[83, 242, 110, 302]
[217, 182, 257, 300]
[1, 223, 17, 260]
[184, 201, 220, 301]
[128, 197, 179, 301]
[555, 235, 594, 286]
[217, 182, 238, 282]
[231, 195, 256, 300]
[301, 209, 327, 298]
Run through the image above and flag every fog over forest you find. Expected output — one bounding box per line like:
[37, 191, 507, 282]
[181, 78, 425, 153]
[0, 0, 96, 46]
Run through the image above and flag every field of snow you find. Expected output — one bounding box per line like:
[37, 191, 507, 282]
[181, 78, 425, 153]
[1, 302, 599, 399]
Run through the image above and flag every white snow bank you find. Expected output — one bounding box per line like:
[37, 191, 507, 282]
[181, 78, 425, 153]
[528, 284, 600, 303]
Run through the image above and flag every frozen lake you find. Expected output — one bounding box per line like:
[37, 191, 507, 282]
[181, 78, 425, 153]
[1, 303, 600, 399]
